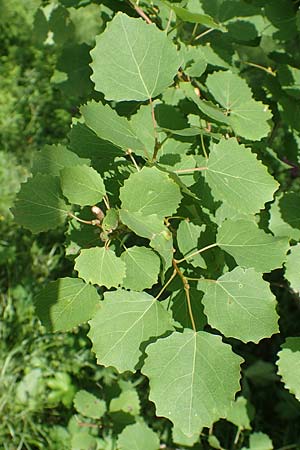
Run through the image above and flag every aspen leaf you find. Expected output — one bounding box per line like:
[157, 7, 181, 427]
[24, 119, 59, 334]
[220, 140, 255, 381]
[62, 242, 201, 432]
[75, 247, 126, 288]
[142, 329, 243, 437]
[88, 290, 173, 372]
[91, 13, 181, 101]
[200, 267, 279, 343]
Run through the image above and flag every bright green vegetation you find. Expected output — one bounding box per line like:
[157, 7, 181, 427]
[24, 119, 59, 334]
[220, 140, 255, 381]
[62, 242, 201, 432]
[2, 0, 300, 449]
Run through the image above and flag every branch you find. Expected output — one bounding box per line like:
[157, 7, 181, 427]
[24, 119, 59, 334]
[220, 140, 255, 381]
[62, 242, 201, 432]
[175, 243, 217, 264]
[149, 98, 161, 162]
[155, 269, 177, 300]
[129, 1, 152, 24]
[173, 259, 196, 332]
[126, 148, 140, 171]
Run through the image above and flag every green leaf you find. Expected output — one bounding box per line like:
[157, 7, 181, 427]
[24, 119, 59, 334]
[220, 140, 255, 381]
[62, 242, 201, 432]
[55, 44, 93, 99]
[242, 432, 273, 450]
[120, 167, 182, 219]
[200, 267, 279, 343]
[161, 155, 198, 188]
[12, 174, 70, 233]
[205, 138, 278, 215]
[74, 247, 126, 288]
[90, 12, 181, 101]
[68, 122, 123, 162]
[182, 46, 207, 78]
[34, 278, 99, 332]
[68, 3, 103, 45]
[109, 390, 140, 416]
[130, 105, 156, 155]
[73, 390, 106, 419]
[119, 209, 165, 239]
[142, 329, 243, 436]
[88, 290, 173, 372]
[102, 208, 119, 232]
[120, 246, 161, 291]
[71, 432, 98, 450]
[32, 144, 88, 176]
[150, 230, 174, 272]
[269, 192, 300, 240]
[117, 422, 160, 450]
[277, 338, 300, 402]
[60, 165, 106, 206]
[183, 84, 231, 126]
[226, 396, 252, 430]
[217, 218, 289, 272]
[166, 3, 225, 30]
[172, 426, 199, 447]
[285, 245, 300, 293]
[177, 220, 206, 268]
[81, 101, 148, 157]
[119, 209, 173, 270]
[206, 71, 272, 140]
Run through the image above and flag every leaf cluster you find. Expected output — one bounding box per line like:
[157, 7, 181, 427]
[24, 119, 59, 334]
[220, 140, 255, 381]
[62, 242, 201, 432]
[12, 0, 300, 448]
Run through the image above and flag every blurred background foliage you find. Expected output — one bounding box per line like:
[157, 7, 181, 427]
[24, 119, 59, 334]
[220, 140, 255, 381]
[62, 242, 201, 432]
[1, 0, 300, 449]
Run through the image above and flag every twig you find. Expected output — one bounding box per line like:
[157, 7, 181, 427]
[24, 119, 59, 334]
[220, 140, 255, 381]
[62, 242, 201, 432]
[165, 9, 173, 33]
[150, 98, 160, 162]
[175, 243, 217, 264]
[127, 148, 140, 171]
[129, 0, 152, 24]
[174, 166, 208, 174]
[77, 421, 101, 429]
[173, 259, 196, 332]
[200, 133, 208, 159]
[103, 194, 110, 210]
[194, 27, 214, 41]
[155, 269, 177, 300]
[68, 212, 101, 226]
[244, 61, 276, 76]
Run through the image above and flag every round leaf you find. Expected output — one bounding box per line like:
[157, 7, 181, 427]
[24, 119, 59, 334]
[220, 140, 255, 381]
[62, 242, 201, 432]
[12, 174, 70, 233]
[285, 244, 300, 293]
[75, 247, 126, 288]
[34, 277, 100, 332]
[206, 71, 272, 141]
[205, 138, 279, 215]
[74, 390, 106, 419]
[217, 218, 289, 272]
[200, 267, 279, 343]
[277, 337, 300, 402]
[120, 246, 161, 291]
[117, 422, 160, 450]
[142, 329, 243, 437]
[60, 165, 105, 206]
[120, 167, 182, 219]
[90, 13, 181, 101]
[88, 290, 173, 372]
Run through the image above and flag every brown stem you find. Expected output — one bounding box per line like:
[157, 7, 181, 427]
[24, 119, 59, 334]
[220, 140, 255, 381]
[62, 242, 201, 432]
[150, 98, 160, 162]
[174, 166, 208, 174]
[68, 212, 101, 227]
[173, 259, 196, 332]
[129, 1, 152, 24]
[77, 421, 101, 429]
